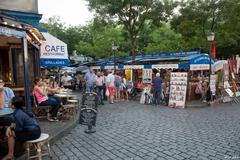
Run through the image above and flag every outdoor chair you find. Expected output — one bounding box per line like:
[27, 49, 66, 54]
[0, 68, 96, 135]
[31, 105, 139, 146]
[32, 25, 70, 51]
[32, 94, 51, 119]
[26, 133, 52, 160]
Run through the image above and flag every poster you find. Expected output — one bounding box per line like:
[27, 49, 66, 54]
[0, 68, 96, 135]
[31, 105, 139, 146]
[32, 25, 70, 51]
[210, 74, 217, 96]
[125, 69, 132, 82]
[236, 55, 240, 74]
[168, 72, 188, 109]
[223, 62, 229, 81]
[142, 69, 152, 83]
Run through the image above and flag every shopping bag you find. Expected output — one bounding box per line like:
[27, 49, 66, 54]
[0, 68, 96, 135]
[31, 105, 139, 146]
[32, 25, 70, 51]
[105, 89, 109, 96]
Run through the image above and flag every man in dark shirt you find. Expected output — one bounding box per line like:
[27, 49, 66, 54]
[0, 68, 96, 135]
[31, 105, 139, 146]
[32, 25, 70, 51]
[152, 73, 163, 105]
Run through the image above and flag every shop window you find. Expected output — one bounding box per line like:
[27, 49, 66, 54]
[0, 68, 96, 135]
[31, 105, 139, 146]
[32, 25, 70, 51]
[11, 48, 35, 86]
[0, 48, 11, 83]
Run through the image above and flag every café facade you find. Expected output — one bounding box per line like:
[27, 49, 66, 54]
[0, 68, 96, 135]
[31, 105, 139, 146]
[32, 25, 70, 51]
[0, 12, 44, 112]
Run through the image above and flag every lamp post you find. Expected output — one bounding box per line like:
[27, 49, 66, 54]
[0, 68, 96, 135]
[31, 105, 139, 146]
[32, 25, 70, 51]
[207, 31, 215, 102]
[112, 42, 118, 71]
[207, 32, 215, 75]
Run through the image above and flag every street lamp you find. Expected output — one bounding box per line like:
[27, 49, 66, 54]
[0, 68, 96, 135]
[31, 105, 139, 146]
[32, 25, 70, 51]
[112, 42, 118, 71]
[207, 32, 215, 75]
[207, 31, 215, 102]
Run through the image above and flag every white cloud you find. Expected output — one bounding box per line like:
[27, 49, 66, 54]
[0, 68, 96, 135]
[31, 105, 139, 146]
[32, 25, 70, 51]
[38, 0, 94, 26]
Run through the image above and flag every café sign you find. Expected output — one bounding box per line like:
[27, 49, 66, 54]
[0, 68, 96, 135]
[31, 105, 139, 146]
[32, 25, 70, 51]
[40, 32, 68, 66]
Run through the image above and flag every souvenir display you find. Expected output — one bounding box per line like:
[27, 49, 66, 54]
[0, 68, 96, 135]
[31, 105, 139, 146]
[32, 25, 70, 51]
[168, 72, 188, 108]
[142, 69, 152, 83]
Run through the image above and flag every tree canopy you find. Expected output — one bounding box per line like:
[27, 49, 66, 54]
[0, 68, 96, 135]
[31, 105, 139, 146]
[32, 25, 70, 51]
[41, 0, 240, 60]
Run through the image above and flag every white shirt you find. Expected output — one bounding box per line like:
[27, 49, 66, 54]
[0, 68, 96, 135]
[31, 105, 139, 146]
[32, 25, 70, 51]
[94, 76, 104, 86]
[61, 75, 72, 86]
[106, 73, 115, 87]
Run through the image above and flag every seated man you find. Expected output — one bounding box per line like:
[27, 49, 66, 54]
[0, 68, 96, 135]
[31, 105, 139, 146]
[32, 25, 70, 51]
[3, 96, 41, 160]
[0, 79, 15, 126]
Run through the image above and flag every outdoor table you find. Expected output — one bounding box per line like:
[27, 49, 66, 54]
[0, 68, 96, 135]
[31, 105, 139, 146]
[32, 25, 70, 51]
[0, 108, 14, 118]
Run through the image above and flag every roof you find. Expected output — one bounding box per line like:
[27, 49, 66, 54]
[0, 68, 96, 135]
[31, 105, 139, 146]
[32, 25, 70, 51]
[0, 12, 44, 44]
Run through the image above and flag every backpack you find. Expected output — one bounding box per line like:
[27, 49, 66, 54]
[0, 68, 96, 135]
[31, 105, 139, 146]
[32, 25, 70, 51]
[115, 76, 121, 87]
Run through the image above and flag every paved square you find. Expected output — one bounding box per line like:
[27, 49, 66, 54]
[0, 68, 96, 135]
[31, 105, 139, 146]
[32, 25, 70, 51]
[50, 101, 240, 160]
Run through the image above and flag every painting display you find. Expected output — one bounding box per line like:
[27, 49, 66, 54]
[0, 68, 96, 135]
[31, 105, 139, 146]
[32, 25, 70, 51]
[169, 72, 188, 108]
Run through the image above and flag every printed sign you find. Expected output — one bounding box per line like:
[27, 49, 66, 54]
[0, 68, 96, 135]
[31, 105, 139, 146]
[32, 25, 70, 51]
[142, 69, 152, 83]
[152, 64, 178, 69]
[0, 26, 26, 38]
[236, 55, 240, 74]
[40, 32, 68, 66]
[223, 62, 229, 81]
[168, 72, 188, 109]
[125, 70, 132, 82]
[190, 64, 209, 70]
[104, 66, 114, 69]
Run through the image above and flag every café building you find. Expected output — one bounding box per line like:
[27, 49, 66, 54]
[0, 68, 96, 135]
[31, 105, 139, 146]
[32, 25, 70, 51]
[0, 12, 44, 112]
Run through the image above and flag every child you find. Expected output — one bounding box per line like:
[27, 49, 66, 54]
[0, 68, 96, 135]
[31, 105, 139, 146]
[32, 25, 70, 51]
[3, 97, 41, 160]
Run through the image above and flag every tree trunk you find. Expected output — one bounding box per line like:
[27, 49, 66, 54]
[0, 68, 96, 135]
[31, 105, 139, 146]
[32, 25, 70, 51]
[131, 34, 137, 65]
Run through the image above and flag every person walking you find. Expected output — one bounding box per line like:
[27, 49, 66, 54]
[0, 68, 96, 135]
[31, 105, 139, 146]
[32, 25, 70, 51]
[121, 75, 129, 101]
[106, 70, 115, 104]
[152, 72, 163, 106]
[115, 74, 121, 101]
[84, 68, 96, 92]
[94, 72, 104, 105]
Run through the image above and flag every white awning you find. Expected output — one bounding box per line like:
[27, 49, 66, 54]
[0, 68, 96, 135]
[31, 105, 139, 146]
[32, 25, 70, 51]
[40, 32, 68, 67]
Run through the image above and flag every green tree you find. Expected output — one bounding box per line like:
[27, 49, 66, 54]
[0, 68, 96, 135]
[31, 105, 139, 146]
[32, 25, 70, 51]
[171, 0, 240, 58]
[75, 21, 127, 58]
[86, 0, 177, 60]
[144, 23, 182, 53]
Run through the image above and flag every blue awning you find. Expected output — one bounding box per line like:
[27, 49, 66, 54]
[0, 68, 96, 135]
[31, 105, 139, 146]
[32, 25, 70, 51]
[139, 57, 179, 62]
[180, 54, 214, 64]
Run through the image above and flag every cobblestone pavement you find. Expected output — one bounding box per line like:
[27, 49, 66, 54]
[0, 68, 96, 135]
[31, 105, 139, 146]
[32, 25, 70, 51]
[50, 101, 240, 160]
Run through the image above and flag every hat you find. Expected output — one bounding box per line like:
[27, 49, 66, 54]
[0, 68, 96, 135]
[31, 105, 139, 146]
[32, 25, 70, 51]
[156, 73, 160, 77]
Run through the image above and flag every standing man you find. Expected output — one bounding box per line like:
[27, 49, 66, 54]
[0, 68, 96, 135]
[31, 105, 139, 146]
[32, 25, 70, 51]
[61, 71, 73, 89]
[94, 72, 104, 105]
[106, 70, 115, 104]
[84, 67, 96, 92]
[152, 73, 163, 106]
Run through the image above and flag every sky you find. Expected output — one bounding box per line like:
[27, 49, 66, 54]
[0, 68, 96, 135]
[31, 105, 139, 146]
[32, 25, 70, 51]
[38, 0, 94, 26]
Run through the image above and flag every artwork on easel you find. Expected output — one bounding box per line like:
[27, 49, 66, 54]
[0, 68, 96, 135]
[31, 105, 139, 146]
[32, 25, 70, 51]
[168, 72, 188, 109]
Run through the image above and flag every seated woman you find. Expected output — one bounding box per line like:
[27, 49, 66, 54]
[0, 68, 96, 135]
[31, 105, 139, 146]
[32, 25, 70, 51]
[33, 77, 60, 121]
[3, 97, 41, 160]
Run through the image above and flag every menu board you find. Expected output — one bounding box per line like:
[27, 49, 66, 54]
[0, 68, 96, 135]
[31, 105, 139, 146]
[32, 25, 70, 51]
[142, 69, 152, 83]
[168, 72, 188, 108]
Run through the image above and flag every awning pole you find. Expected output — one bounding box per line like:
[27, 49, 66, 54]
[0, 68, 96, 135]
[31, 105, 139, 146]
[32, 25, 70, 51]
[22, 37, 32, 113]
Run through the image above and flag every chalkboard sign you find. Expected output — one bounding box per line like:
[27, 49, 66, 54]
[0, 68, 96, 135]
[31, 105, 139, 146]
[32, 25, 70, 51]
[79, 107, 97, 126]
[81, 92, 98, 108]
